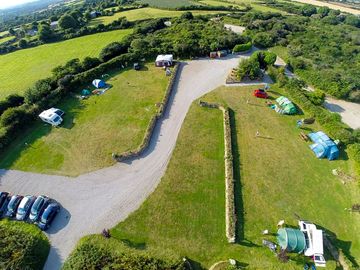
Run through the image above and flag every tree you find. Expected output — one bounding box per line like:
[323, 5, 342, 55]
[130, 39, 149, 57]
[18, 39, 28, 48]
[301, 5, 317, 17]
[99, 41, 129, 62]
[345, 15, 360, 28]
[180, 12, 194, 20]
[318, 6, 330, 18]
[58, 14, 78, 30]
[82, 57, 101, 70]
[236, 58, 261, 80]
[38, 24, 54, 42]
[24, 78, 54, 104]
[9, 28, 15, 35]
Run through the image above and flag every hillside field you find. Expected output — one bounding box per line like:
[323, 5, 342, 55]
[100, 86, 359, 269]
[0, 29, 132, 99]
[89, 7, 227, 26]
[0, 64, 170, 176]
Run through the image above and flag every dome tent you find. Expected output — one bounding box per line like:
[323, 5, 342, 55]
[308, 131, 339, 160]
[275, 96, 297, 115]
[92, 79, 106, 89]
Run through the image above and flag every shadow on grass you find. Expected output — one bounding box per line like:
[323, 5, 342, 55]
[119, 238, 147, 250]
[228, 109, 245, 242]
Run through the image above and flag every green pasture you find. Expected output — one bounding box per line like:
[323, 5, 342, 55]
[139, 0, 197, 8]
[0, 29, 132, 99]
[0, 64, 170, 176]
[103, 86, 360, 269]
[200, 0, 287, 12]
[0, 35, 15, 44]
[89, 7, 227, 26]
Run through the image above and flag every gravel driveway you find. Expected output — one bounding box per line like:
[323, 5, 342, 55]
[0, 54, 257, 270]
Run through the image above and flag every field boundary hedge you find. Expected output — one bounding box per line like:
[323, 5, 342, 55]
[199, 100, 236, 243]
[113, 62, 180, 161]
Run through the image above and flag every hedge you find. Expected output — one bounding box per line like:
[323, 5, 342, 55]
[114, 62, 180, 161]
[232, 41, 252, 53]
[198, 101, 236, 243]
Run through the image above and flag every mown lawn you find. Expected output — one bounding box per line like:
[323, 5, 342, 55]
[106, 86, 359, 269]
[200, 0, 286, 13]
[89, 7, 227, 26]
[0, 64, 170, 176]
[0, 29, 132, 99]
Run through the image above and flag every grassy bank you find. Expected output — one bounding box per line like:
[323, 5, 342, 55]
[0, 29, 132, 99]
[98, 86, 359, 269]
[0, 64, 170, 176]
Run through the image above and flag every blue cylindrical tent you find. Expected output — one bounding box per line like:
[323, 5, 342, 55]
[92, 79, 106, 88]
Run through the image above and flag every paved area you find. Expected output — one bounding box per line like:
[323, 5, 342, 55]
[0, 54, 256, 270]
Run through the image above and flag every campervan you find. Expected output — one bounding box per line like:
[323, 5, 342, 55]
[39, 108, 64, 126]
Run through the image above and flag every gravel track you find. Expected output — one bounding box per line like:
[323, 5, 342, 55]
[0, 53, 253, 270]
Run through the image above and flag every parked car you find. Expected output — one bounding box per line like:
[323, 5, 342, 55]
[0, 192, 10, 217]
[253, 88, 269, 99]
[38, 202, 60, 230]
[5, 195, 23, 218]
[16, 195, 36, 221]
[133, 62, 140, 70]
[29, 195, 50, 223]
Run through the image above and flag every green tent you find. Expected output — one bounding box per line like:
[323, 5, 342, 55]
[277, 228, 306, 253]
[275, 96, 297, 115]
[82, 89, 91, 96]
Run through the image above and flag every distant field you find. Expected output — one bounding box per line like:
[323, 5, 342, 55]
[0, 64, 169, 176]
[201, 0, 288, 12]
[0, 29, 132, 99]
[0, 35, 15, 44]
[0, 30, 9, 37]
[290, 0, 360, 15]
[139, 0, 197, 8]
[89, 7, 227, 26]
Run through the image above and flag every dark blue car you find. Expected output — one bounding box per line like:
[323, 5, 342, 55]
[0, 192, 10, 217]
[5, 195, 23, 218]
[38, 203, 60, 231]
[29, 195, 50, 223]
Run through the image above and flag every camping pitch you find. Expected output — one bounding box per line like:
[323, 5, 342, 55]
[308, 131, 339, 160]
[275, 96, 297, 115]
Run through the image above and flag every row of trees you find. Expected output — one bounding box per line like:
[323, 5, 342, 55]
[236, 51, 277, 80]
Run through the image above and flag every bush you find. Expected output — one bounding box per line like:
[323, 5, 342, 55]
[99, 41, 130, 62]
[232, 41, 252, 53]
[0, 106, 31, 127]
[250, 51, 277, 69]
[236, 58, 261, 80]
[0, 220, 50, 270]
[63, 237, 186, 270]
[24, 78, 57, 104]
[253, 32, 274, 48]
[305, 90, 325, 105]
[0, 94, 24, 116]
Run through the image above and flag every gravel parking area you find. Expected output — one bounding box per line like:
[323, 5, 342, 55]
[0, 54, 256, 270]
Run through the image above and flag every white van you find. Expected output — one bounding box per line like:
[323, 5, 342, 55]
[39, 108, 64, 126]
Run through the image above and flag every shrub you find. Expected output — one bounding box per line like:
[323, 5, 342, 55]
[24, 78, 56, 104]
[0, 106, 31, 127]
[305, 90, 325, 105]
[253, 32, 274, 48]
[82, 57, 101, 70]
[99, 41, 130, 62]
[250, 51, 277, 69]
[0, 220, 50, 270]
[0, 94, 24, 116]
[236, 58, 261, 80]
[232, 41, 252, 53]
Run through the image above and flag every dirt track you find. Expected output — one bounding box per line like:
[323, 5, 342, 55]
[290, 0, 360, 15]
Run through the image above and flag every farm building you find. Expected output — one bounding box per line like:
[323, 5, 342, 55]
[275, 96, 297, 115]
[308, 131, 339, 160]
[155, 54, 173, 67]
[92, 79, 106, 88]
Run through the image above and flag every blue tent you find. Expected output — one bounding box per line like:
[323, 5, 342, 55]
[92, 79, 106, 88]
[308, 131, 339, 160]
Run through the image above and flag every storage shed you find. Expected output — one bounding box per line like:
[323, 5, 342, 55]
[277, 228, 306, 253]
[155, 54, 173, 67]
[92, 79, 106, 88]
[308, 131, 339, 160]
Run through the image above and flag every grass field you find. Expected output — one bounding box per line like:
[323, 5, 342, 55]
[0, 64, 170, 176]
[89, 7, 227, 26]
[103, 86, 360, 269]
[0, 29, 132, 99]
[200, 0, 286, 12]
[139, 0, 197, 8]
[0, 35, 15, 44]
